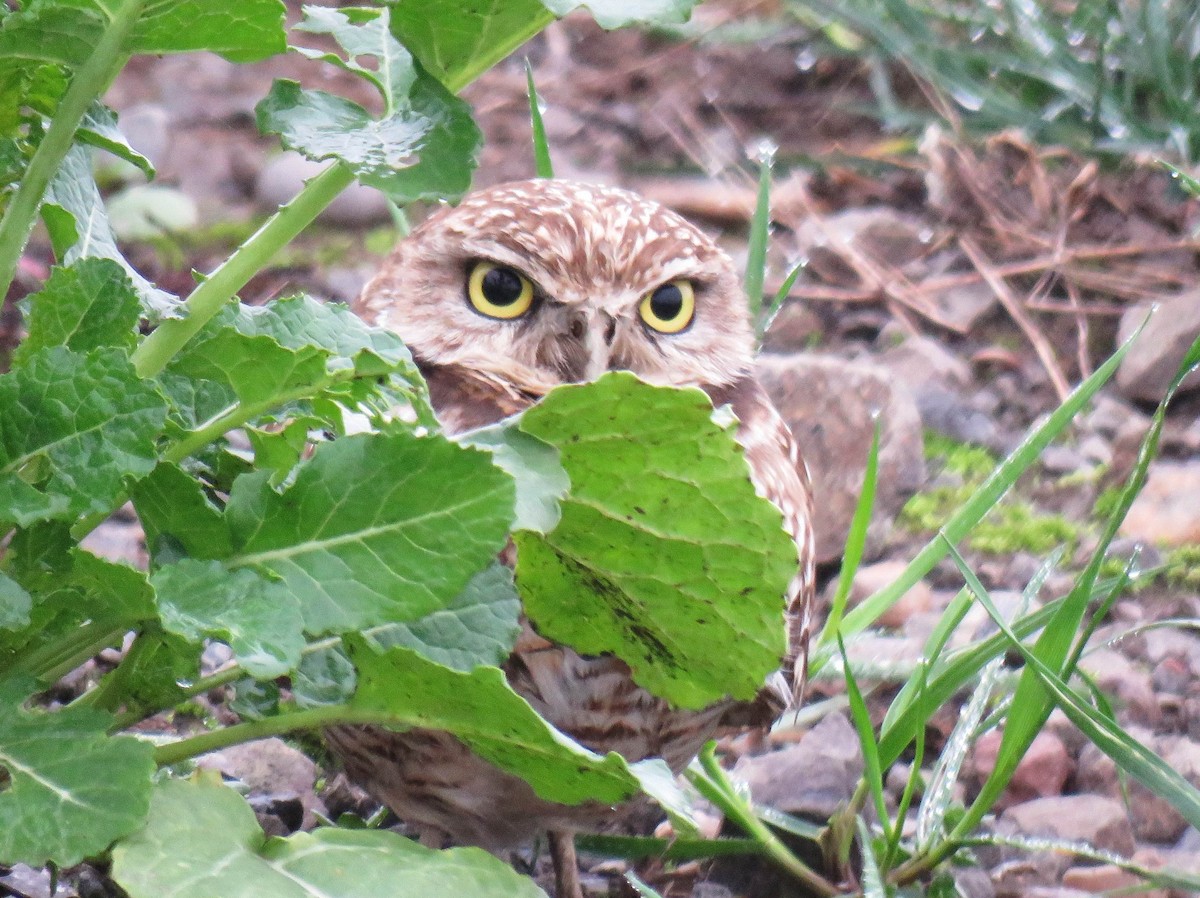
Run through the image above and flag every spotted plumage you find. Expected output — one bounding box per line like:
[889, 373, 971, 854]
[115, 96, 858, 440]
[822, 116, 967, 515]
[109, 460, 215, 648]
[337, 178, 815, 855]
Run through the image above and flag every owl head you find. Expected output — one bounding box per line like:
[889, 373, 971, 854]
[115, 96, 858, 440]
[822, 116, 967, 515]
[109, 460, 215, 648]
[356, 179, 756, 398]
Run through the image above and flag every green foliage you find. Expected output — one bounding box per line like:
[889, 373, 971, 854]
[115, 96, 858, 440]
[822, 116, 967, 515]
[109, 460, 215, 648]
[0, 3, 784, 893]
[112, 777, 547, 898]
[902, 433, 1079, 555]
[798, 0, 1200, 162]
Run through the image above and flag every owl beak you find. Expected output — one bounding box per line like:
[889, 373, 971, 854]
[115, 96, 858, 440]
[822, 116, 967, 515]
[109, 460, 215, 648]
[581, 311, 616, 380]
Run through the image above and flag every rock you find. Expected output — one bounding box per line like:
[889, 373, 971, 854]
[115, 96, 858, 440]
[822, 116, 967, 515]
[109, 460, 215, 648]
[1039, 444, 1086, 475]
[0, 865, 51, 898]
[999, 795, 1136, 856]
[928, 280, 998, 332]
[916, 387, 1000, 448]
[877, 331, 973, 394]
[1062, 864, 1166, 897]
[991, 852, 1071, 897]
[1116, 291, 1200, 402]
[731, 713, 863, 820]
[197, 737, 326, 828]
[1121, 461, 1200, 547]
[1078, 648, 1160, 726]
[791, 207, 932, 285]
[256, 151, 391, 226]
[756, 353, 926, 563]
[970, 730, 1073, 808]
[953, 866, 997, 898]
[843, 560, 934, 629]
[1083, 393, 1145, 438]
[760, 300, 823, 352]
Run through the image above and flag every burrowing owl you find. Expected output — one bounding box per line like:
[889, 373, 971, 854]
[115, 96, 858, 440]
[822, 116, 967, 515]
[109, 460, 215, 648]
[334, 178, 814, 878]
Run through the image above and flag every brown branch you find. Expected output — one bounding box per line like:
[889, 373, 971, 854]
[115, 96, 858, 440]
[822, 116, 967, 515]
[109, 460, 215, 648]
[961, 236, 1072, 402]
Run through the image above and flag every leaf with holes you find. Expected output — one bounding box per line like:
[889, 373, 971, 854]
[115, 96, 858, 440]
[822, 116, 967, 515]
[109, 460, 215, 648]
[515, 373, 796, 709]
[0, 347, 167, 527]
[14, 258, 141, 363]
[257, 6, 480, 203]
[152, 559, 303, 679]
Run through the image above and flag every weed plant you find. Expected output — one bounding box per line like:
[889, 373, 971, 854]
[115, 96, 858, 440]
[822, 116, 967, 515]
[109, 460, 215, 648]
[1, 2, 1199, 896]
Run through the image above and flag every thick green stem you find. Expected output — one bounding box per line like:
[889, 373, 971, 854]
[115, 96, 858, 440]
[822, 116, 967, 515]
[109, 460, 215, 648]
[13, 621, 127, 684]
[130, 161, 356, 379]
[0, 0, 148, 299]
[154, 705, 381, 766]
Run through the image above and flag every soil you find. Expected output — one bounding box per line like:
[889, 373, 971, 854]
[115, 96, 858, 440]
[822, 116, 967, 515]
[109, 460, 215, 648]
[4, 4, 1200, 898]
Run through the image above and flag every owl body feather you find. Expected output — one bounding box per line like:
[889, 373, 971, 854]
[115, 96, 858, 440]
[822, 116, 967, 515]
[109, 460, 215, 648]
[335, 179, 814, 847]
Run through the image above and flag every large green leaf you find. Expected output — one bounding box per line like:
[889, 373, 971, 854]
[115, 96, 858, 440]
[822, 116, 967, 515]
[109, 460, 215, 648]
[0, 0, 286, 65]
[14, 258, 141, 362]
[388, 0, 699, 91]
[0, 679, 154, 867]
[258, 7, 481, 203]
[131, 462, 233, 562]
[361, 562, 522, 672]
[151, 559, 303, 679]
[514, 373, 795, 708]
[224, 432, 514, 635]
[0, 347, 168, 526]
[112, 777, 547, 898]
[349, 639, 639, 805]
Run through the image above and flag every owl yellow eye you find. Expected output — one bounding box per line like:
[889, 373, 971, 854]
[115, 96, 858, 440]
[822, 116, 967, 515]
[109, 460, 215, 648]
[467, 262, 534, 319]
[639, 280, 695, 334]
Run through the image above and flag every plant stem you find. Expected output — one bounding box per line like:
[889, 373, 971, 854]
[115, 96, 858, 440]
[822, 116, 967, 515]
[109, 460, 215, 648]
[130, 161, 356, 379]
[154, 705, 382, 766]
[688, 745, 838, 897]
[0, 0, 149, 300]
[14, 621, 127, 684]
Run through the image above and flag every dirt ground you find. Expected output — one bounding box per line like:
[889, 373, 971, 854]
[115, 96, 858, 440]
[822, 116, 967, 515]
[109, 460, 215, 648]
[7, 5, 1200, 898]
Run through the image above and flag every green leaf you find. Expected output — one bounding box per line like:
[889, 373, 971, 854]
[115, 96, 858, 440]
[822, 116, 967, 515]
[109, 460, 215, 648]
[0, 679, 154, 867]
[131, 462, 232, 563]
[361, 562, 522, 671]
[348, 639, 639, 805]
[0, 0, 286, 66]
[258, 6, 481, 204]
[224, 295, 417, 378]
[168, 325, 329, 407]
[224, 432, 514, 635]
[42, 144, 177, 318]
[457, 418, 568, 533]
[514, 373, 795, 708]
[389, 0, 556, 91]
[77, 102, 154, 178]
[111, 777, 547, 898]
[0, 348, 168, 526]
[540, 0, 699, 28]
[14, 258, 141, 362]
[0, 571, 31, 630]
[152, 559, 303, 679]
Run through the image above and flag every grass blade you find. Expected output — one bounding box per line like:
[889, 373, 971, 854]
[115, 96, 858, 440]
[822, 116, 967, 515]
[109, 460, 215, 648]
[954, 546, 1200, 833]
[757, 259, 806, 342]
[744, 148, 772, 322]
[839, 634, 891, 845]
[828, 323, 1140, 664]
[819, 419, 880, 644]
[525, 59, 554, 179]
